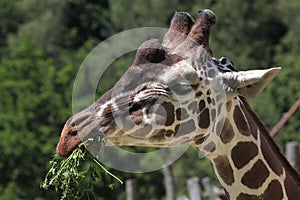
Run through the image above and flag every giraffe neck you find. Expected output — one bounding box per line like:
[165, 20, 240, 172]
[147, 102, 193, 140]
[197, 97, 300, 200]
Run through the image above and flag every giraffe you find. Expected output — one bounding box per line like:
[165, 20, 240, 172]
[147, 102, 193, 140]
[56, 9, 300, 199]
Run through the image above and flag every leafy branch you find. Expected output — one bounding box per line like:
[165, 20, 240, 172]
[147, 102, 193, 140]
[41, 144, 123, 200]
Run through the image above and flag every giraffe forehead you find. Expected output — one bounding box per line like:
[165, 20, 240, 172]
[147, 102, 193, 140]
[158, 60, 198, 84]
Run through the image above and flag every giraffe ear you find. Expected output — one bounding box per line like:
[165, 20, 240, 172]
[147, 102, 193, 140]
[222, 67, 281, 98]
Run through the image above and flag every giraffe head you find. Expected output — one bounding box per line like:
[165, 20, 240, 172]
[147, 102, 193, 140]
[56, 9, 280, 157]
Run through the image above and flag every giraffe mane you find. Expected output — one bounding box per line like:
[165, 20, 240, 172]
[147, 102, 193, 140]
[239, 96, 300, 186]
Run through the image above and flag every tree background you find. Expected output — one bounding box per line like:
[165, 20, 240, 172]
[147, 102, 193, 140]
[0, 0, 299, 199]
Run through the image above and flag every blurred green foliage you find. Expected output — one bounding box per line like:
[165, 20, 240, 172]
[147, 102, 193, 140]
[0, 0, 299, 199]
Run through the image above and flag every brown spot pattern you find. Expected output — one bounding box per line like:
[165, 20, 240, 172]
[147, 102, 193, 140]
[198, 108, 210, 129]
[231, 141, 258, 169]
[236, 193, 260, 200]
[174, 124, 180, 135]
[285, 174, 300, 199]
[263, 180, 283, 200]
[198, 100, 206, 112]
[174, 119, 196, 137]
[203, 142, 216, 152]
[196, 91, 202, 97]
[241, 103, 259, 139]
[207, 97, 212, 104]
[130, 125, 153, 138]
[226, 101, 232, 112]
[219, 118, 234, 144]
[213, 155, 234, 186]
[260, 137, 283, 176]
[194, 134, 206, 145]
[206, 89, 211, 95]
[210, 109, 216, 121]
[165, 130, 173, 137]
[150, 129, 166, 141]
[188, 101, 198, 114]
[154, 102, 175, 126]
[241, 159, 269, 189]
[175, 108, 188, 121]
[216, 118, 225, 135]
[233, 106, 251, 136]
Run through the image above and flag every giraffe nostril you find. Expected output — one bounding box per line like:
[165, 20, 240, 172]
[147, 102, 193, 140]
[69, 130, 78, 136]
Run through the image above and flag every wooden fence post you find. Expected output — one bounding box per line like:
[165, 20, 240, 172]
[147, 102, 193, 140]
[286, 142, 300, 174]
[176, 196, 189, 200]
[163, 163, 176, 200]
[126, 179, 139, 200]
[186, 177, 202, 200]
[202, 177, 217, 200]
